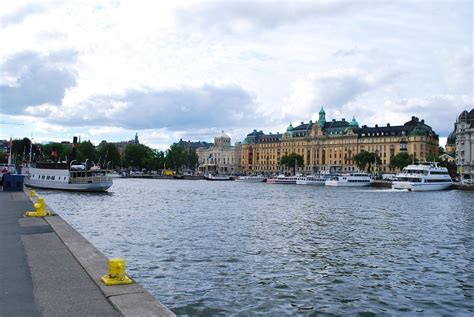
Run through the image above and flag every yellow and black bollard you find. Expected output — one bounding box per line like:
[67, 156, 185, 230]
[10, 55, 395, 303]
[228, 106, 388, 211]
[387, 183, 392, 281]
[101, 258, 133, 286]
[25, 197, 49, 217]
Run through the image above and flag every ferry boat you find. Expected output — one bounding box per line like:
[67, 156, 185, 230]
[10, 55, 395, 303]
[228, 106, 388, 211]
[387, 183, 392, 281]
[24, 162, 113, 192]
[325, 172, 373, 187]
[23, 137, 113, 192]
[235, 175, 267, 183]
[296, 174, 329, 186]
[266, 174, 298, 184]
[391, 162, 452, 191]
[204, 173, 232, 181]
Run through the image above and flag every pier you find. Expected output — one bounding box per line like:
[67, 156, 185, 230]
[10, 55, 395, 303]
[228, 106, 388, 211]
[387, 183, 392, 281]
[0, 188, 175, 316]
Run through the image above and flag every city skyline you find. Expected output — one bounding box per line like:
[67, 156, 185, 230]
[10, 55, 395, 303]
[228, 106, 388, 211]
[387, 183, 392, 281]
[0, 0, 472, 150]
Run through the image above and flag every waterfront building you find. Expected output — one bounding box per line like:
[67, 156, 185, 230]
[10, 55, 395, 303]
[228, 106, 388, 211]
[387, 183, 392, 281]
[241, 107, 439, 174]
[454, 109, 474, 181]
[176, 139, 213, 151]
[196, 131, 242, 174]
[98, 133, 139, 156]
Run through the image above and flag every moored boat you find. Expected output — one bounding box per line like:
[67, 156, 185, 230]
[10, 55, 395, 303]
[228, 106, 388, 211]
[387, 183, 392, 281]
[235, 175, 266, 183]
[266, 174, 298, 184]
[296, 174, 329, 185]
[392, 162, 452, 191]
[325, 172, 373, 187]
[204, 173, 232, 181]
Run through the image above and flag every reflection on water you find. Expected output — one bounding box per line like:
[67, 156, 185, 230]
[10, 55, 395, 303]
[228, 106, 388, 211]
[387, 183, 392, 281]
[38, 179, 474, 316]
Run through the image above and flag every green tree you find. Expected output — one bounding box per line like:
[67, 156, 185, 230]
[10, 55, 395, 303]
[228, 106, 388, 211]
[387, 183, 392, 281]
[40, 143, 72, 162]
[165, 144, 185, 172]
[353, 151, 381, 172]
[280, 153, 304, 175]
[390, 152, 416, 171]
[10, 138, 41, 163]
[123, 143, 153, 169]
[98, 143, 121, 169]
[77, 141, 99, 163]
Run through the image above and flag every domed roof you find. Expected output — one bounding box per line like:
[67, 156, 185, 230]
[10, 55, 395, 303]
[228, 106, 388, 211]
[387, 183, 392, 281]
[410, 125, 428, 136]
[287, 123, 293, 131]
[447, 130, 456, 145]
[217, 130, 230, 139]
[242, 137, 249, 145]
[458, 110, 471, 122]
[349, 116, 359, 127]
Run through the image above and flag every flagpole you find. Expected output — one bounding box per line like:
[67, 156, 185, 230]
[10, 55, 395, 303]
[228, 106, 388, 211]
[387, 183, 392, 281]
[8, 137, 12, 165]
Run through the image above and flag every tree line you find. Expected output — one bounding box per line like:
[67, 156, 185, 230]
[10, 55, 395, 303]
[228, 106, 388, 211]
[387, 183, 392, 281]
[1, 138, 199, 172]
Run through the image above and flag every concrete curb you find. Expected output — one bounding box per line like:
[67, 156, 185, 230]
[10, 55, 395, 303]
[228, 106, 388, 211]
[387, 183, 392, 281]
[23, 187, 175, 317]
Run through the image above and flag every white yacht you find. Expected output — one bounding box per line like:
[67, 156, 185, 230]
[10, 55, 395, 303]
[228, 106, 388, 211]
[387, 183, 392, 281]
[266, 174, 298, 184]
[204, 173, 232, 181]
[325, 172, 373, 187]
[296, 174, 328, 186]
[235, 175, 266, 183]
[392, 162, 452, 191]
[24, 162, 113, 192]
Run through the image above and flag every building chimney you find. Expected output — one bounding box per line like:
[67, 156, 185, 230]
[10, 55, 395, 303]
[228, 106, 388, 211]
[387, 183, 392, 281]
[71, 136, 78, 162]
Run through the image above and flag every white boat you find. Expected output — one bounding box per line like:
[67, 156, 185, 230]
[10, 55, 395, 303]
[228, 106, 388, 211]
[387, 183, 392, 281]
[235, 175, 267, 183]
[392, 162, 452, 191]
[204, 173, 232, 181]
[266, 174, 298, 184]
[296, 174, 328, 185]
[24, 162, 113, 192]
[325, 172, 373, 187]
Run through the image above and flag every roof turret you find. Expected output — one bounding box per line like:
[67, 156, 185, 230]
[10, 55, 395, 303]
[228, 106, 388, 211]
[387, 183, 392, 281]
[349, 116, 359, 127]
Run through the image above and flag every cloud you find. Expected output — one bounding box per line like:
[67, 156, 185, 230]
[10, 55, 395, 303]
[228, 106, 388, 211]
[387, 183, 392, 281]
[44, 84, 261, 131]
[0, 50, 77, 114]
[282, 68, 398, 121]
[0, 3, 48, 27]
[175, 0, 376, 34]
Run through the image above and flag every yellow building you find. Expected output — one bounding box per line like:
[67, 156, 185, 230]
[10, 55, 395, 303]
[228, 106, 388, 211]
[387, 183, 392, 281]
[241, 107, 439, 174]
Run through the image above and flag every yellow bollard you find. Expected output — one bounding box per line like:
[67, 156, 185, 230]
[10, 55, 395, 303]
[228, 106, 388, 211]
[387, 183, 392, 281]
[25, 197, 49, 217]
[30, 190, 36, 197]
[101, 258, 133, 286]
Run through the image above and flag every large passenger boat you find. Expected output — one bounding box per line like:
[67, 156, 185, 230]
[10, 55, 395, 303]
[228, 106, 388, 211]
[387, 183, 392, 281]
[391, 162, 452, 191]
[266, 174, 298, 184]
[325, 172, 373, 187]
[204, 173, 232, 181]
[235, 175, 266, 183]
[23, 137, 113, 192]
[296, 174, 329, 185]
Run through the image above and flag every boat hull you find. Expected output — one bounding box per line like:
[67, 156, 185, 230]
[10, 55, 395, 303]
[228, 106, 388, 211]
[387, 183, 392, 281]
[296, 179, 326, 185]
[392, 181, 452, 191]
[25, 178, 112, 192]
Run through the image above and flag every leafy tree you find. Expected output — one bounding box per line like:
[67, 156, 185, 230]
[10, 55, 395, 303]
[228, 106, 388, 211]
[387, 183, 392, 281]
[353, 151, 381, 172]
[280, 153, 304, 175]
[390, 152, 416, 171]
[8, 138, 41, 163]
[40, 143, 72, 162]
[165, 144, 185, 172]
[98, 143, 121, 169]
[77, 141, 99, 163]
[123, 143, 153, 169]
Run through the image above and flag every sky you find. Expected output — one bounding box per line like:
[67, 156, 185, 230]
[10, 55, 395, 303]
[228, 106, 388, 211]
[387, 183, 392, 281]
[0, 0, 472, 149]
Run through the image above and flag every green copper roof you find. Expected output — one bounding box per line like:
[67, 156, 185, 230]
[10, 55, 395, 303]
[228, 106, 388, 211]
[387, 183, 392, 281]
[319, 106, 325, 114]
[287, 123, 293, 131]
[410, 125, 428, 136]
[350, 116, 359, 127]
[242, 137, 249, 145]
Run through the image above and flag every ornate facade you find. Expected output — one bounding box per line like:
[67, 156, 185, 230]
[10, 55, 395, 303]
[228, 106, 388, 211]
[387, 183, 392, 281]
[454, 109, 474, 180]
[196, 131, 242, 174]
[241, 107, 439, 174]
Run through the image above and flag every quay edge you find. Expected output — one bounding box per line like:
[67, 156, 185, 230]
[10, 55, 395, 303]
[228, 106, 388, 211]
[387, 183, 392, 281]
[22, 187, 176, 317]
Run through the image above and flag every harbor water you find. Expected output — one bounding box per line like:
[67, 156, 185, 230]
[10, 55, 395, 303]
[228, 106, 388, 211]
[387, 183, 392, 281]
[38, 179, 473, 316]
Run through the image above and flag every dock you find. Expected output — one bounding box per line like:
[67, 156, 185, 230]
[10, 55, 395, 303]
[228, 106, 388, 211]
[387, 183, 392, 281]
[0, 188, 175, 316]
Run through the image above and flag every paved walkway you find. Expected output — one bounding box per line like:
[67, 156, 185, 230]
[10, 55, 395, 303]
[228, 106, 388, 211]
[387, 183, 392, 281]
[0, 190, 120, 316]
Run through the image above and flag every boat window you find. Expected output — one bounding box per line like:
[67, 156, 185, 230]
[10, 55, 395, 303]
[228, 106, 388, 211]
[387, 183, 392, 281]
[46, 176, 50, 180]
[42, 175, 45, 179]
[51, 176, 55, 180]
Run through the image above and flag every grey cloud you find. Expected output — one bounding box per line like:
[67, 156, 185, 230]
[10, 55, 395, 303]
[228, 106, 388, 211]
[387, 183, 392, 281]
[176, 1, 378, 33]
[0, 3, 47, 27]
[0, 50, 77, 114]
[49, 85, 261, 130]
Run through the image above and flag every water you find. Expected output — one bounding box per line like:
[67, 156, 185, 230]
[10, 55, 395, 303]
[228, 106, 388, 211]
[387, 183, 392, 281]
[38, 179, 473, 316]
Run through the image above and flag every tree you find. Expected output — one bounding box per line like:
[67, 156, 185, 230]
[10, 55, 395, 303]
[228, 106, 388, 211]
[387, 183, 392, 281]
[9, 138, 41, 163]
[353, 151, 381, 172]
[123, 143, 153, 169]
[390, 152, 416, 171]
[40, 143, 72, 162]
[165, 144, 185, 172]
[77, 141, 99, 163]
[280, 153, 304, 175]
[97, 143, 121, 169]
